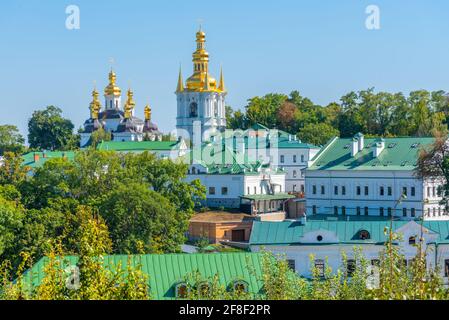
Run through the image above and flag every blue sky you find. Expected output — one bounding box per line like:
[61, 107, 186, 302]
[1, 0, 448, 138]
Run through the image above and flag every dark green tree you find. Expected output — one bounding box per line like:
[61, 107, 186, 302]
[27, 106, 76, 151]
[298, 123, 339, 146]
[0, 125, 25, 156]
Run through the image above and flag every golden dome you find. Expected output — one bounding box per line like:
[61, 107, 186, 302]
[123, 89, 135, 119]
[104, 70, 122, 96]
[89, 88, 101, 119]
[184, 29, 221, 92]
[144, 104, 152, 121]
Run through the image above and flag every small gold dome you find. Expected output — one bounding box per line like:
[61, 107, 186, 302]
[104, 70, 122, 96]
[184, 29, 219, 92]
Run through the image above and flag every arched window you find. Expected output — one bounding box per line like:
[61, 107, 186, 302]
[409, 236, 416, 245]
[232, 280, 248, 294]
[175, 282, 189, 299]
[214, 101, 218, 117]
[190, 102, 198, 117]
[359, 230, 370, 240]
[197, 282, 211, 298]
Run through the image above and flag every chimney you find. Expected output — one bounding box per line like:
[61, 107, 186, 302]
[351, 138, 359, 157]
[33, 153, 40, 163]
[42, 151, 47, 159]
[300, 214, 307, 225]
[356, 133, 365, 152]
[373, 138, 385, 158]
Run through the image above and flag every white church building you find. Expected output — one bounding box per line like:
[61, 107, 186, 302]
[80, 70, 162, 147]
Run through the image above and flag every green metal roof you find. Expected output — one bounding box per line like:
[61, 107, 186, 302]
[308, 136, 435, 171]
[249, 219, 449, 246]
[97, 141, 182, 152]
[23, 253, 263, 300]
[189, 144, 284, 176]
[277, 138, 319, 149]
[241, 193, 296, 201]
[21, 151, 76, 169]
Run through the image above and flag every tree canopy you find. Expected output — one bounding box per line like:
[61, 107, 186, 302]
[27, 106, 78, 151]
[0, 125, 25, 156]
[227, 89, 449, 145]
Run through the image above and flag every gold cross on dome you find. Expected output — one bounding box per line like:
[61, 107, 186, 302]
[197, 19, 203, 31]
[109, 57, 115, 70]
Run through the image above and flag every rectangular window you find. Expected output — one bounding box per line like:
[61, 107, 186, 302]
[347, 260, 356, 277]
[312, 185, 317, 195]
[342, 206, 346, 216]
[280, 155, 285, 163]
[301, 155, 305, 162]
[388, 186, 392, 196]
[411, 187, 416, 197]
[301, 185, 305, 193]
[315, 259, 325, 278]
[411, 208, 416, 217]
[334, 206, 338, 215]
[380, 207, 384, 216]
[403, 187, 407, 196]
[221, 187, 228, 195]
[293, 155, 297, 163]
[287, 260, 296, 271]
[356, 186, 361, 196]
[356, 207, 361, 216]
[445, 260, 449, 277]
[380, 186, 384, 196]
[321, 186, 325, 195]
[433, 187, 436, 197]
[342, 186, 346, 196]
[403, 208, 407, 217]
[209, 187, 216, 195]
[312, 205, 317, 215]
[364, 207, 369, 216]
[334, 186, 338, 195]
[388, 207, 392, 216]
[364, 186, 369, 196]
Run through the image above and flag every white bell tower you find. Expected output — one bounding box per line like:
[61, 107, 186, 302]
[176, 29, 227, 143]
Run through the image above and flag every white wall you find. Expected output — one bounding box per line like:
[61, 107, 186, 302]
[305, 169, 447, 220]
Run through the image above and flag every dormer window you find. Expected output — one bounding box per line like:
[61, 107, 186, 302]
[233, 280, 248, 294]
[359, 230, 370, 240]
[175, 283, 189, 299]
[197, 282, 211, 298]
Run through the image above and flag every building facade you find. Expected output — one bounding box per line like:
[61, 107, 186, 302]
[306, 134, 446, 221]
[184, 144, 293, 221]
[250, 218, 449, 284]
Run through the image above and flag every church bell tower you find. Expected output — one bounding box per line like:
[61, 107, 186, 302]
[176, 28, 227, 143]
